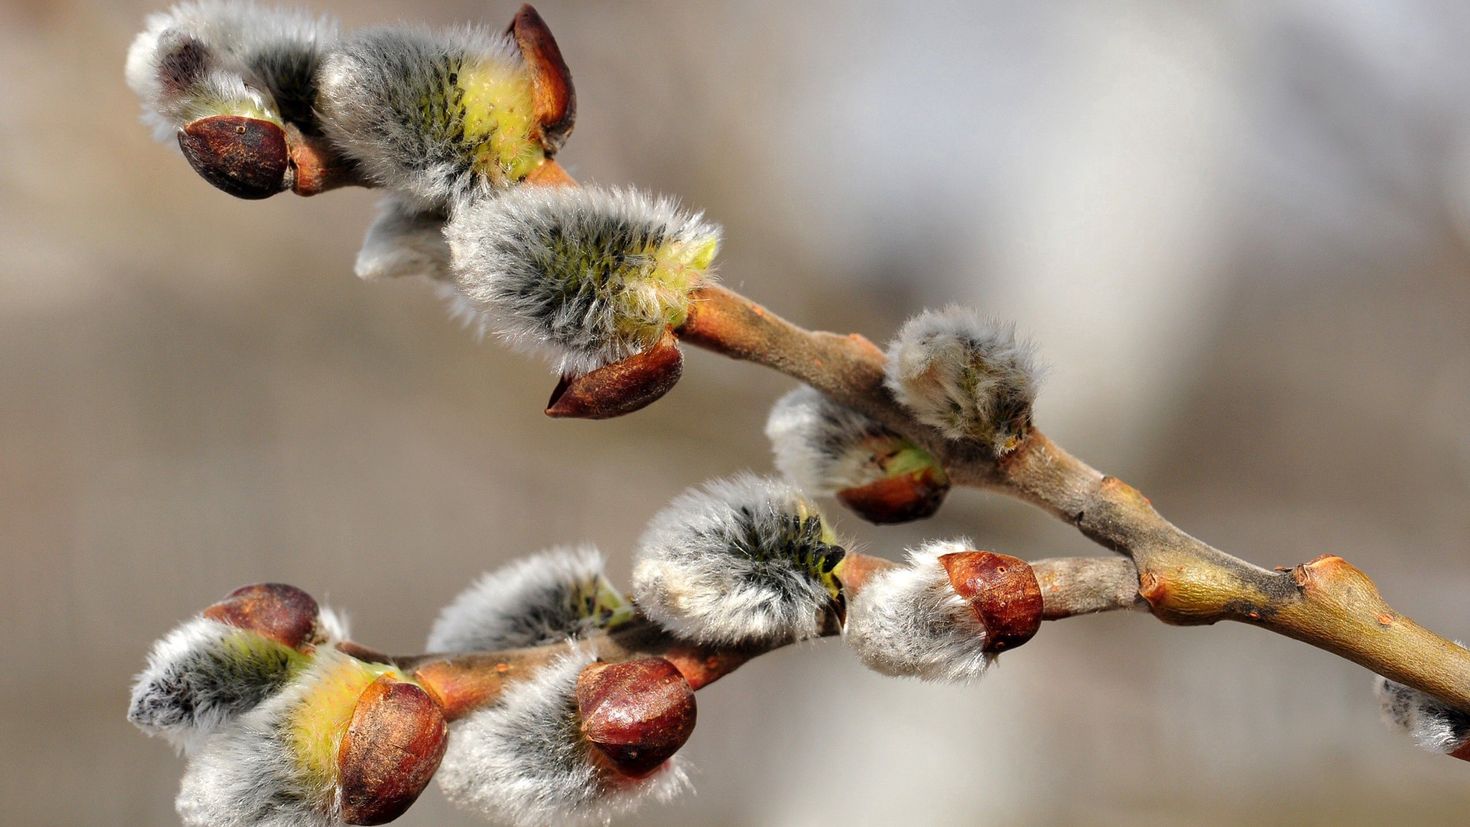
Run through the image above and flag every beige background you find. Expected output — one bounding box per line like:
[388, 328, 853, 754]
[4, 0, 1470, 824]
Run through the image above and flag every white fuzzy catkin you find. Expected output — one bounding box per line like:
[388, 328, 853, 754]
[128, 617, 304, 755]
[845, 539, 992, 682]
[128, 607, 347, 755]
[765, 385, 904, 495]
[1376, 664, 1470, 754]
[426, 546, 627, 652]
[316, 26, 528, 210]
[355, 197, 452, 282]
[125, 1, 338, 139]
[436, 648, 690, 827]
[174, 649, 365, 827]
[446, 185, 721, 374]
[885, 306, 1039, 453]
[632, 474, 845, 646]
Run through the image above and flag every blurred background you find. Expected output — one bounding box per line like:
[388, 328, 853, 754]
[4, 0, 1470, 824]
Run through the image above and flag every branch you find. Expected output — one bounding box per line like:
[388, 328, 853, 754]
[678, 283, 1470, 711]
[374, 553, 1140, 718]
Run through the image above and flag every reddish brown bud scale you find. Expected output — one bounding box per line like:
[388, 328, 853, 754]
[508, 4, 576, 154]
[202, 583, 319, 649]
[546, 330, 683, 419]
[177, 116, 290, 199]
[337, 676, 449, 825]
[335, 641, 395, 664]
[576, 658, 696, 778]
[939, 551, 1043, 653]
[836, 467, 949, 525]
[1452, 742, 1470, 763]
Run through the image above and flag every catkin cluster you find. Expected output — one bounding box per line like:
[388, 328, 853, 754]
[128, 1, 721, 390]
[133, 552, 681, 826]
[132, 472, 1052, 825]
[125, 2, 1465, 824]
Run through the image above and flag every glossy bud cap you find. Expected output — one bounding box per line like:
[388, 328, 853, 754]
[507, 4, 575, 154]
[837, 464, 949, 525]
[576, 658, 696, 778]
[546, 330, 683, 419]
[939, 551, 1042, 653]
[337, 675, 449, 825]
[177, 115, 290, 199]
[202, 582, 318, 649]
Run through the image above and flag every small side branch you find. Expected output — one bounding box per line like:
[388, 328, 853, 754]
[388, 553, 1136, 716]
[678, 284, 1470, 712]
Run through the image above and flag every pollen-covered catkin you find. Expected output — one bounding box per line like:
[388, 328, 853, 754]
[317, 25, 543, 209]
[447, 185, 720, 374]
[885, 306, 1040, 453]
[436, 648, 690, 827]
[174, 649, 399, 827]
[844, 539, 992, 682]
[1377, 665, 1470, 755]
[125, 1, 338, 139]
[426, 546, 632, 652]
[631, 474, 847, 646]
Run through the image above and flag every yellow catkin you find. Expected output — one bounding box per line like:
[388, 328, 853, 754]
[616, 236, 721, 340]
[458, 59, 543, 183]
[287, 657, 403, 788]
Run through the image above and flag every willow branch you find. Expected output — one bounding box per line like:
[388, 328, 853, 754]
[355, 553, 1139, 719]
[676, 283, 1470, 712]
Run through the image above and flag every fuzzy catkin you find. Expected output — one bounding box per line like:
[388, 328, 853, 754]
[436, 648, 690, 827]
[1376, 667, 1470, 754]
[355, 197, 452, 282]
[844, 539, 992, 682]
[426, 546, 629, 652]
[632, 474, 845, 646]
[447, 185, 720, 373]
[317, 25, 538, 210]
[128, 606, 347, 755]
[174, 649, 385, 827]
[125, 1, 338, 139]
[766, 385, 907, 494]
[885, 306, 1039, 453]
[128, 617, 305, 755]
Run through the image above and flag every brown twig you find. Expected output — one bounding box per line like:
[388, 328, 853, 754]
[379, 553, 1139, 718]
[676, 283, 1470, 712]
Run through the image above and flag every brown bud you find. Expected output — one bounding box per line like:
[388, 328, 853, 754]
[338, 676, 449, 825]
[576, 658, 696, 778]
[837, 466, 950, 524]
[545, 330, 683, 419]
[177, 115, 289, 199]
[1453, 742, 1470, 763]
[939, 551, 1043, 653]
[203, 583, 318, 649]
[507, 4, 575, 154]
[335, 641, 395, 665]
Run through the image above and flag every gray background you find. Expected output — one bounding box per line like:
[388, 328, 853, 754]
[4, 0, 1470, 824]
